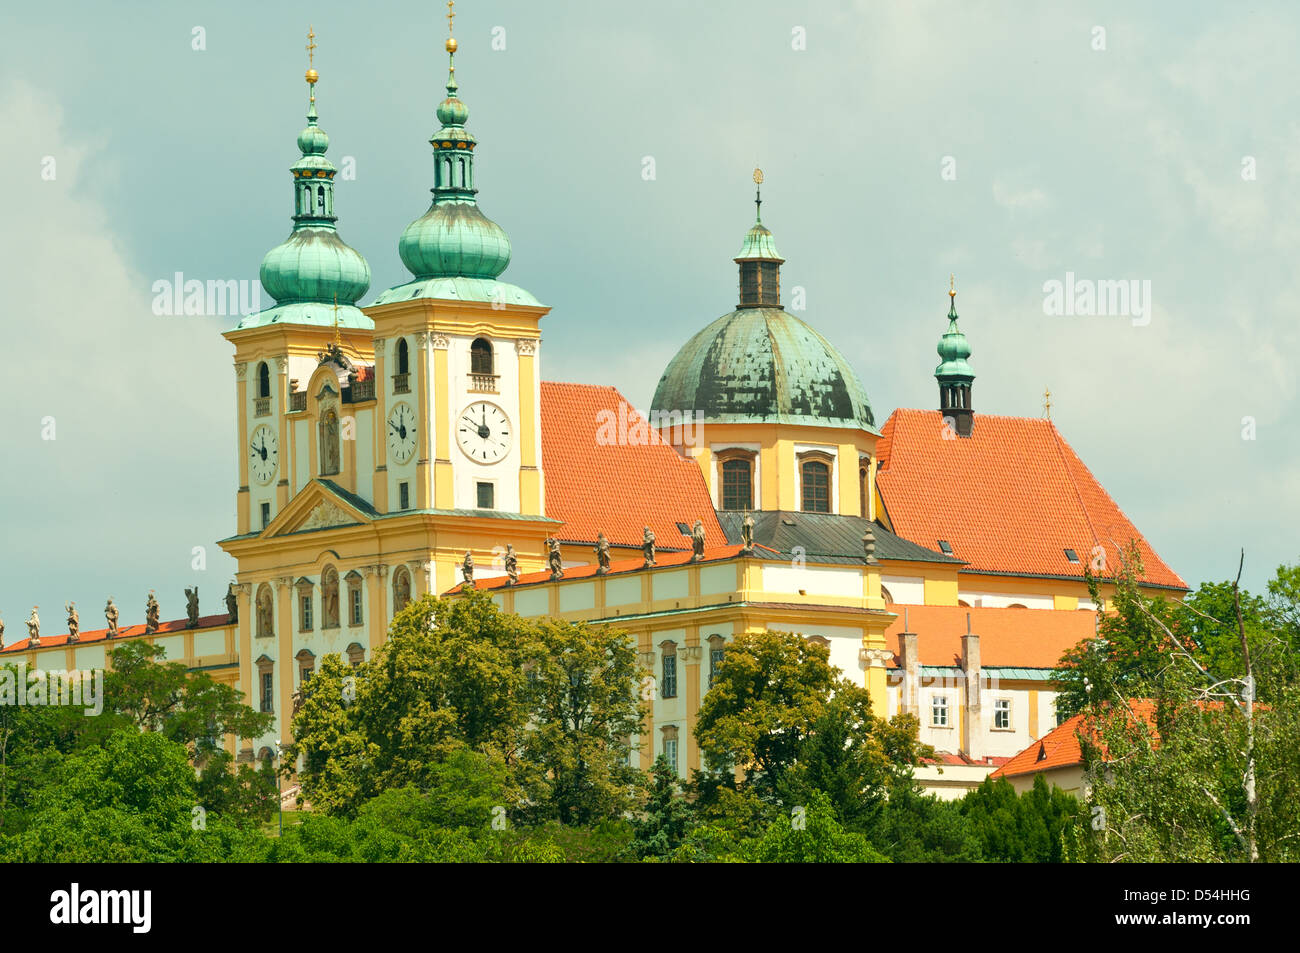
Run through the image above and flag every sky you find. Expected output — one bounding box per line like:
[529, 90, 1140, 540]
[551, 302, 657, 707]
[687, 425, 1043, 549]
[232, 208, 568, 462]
[1, 0, 1297, 633]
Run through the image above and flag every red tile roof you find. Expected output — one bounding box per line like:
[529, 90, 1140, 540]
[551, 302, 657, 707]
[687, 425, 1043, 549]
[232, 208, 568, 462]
[991, 699, 1161, 779]
[540, 382, 726, 550]
[876, 409, 1185, 589]
[1, 614, 231, 654]
[885, 603, 1096, 669]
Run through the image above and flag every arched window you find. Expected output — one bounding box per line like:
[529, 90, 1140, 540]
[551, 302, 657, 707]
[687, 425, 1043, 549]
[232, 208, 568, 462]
[316, 185, 325, 213]
[257, 362, 270, 399]
[470, 338, 493, 375]
[392, 566, 412, 613]
[458, 156, 466, 187]
[443, 157, 452, 188]
[396, 338, 409, 376]
[859, 461, 870, 518]
[255, 584, 274, 639]
[319, 408, 341, 475]
[320, 566, 340, 629]
[720, 458, 753, 510]
[800, 459, 831, 513]
[881, 584, 894, 605]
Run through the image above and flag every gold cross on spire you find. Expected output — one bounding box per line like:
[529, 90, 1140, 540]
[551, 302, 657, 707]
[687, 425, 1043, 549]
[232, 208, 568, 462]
[949, 273, 955, 298]
[1043, 386, 1052, 419]
[305, 26, 319, 99]
[447, 0, 455, 36]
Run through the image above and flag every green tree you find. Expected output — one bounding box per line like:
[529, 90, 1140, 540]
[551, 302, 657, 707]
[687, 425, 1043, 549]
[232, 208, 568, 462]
[630, 755, 694, 860]
[694, 630, 930, 821]
[959, 776, 1080, 862]
[1069, 553, 1300, 862]
[290, 590, 645, 825]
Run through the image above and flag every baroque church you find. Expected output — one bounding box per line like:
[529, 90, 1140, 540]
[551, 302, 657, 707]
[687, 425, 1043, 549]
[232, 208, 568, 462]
[1, 24, 1186, 797]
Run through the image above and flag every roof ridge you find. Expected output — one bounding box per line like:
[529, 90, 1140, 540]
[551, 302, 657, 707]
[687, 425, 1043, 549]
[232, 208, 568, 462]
[1047, 420, 1101, 549]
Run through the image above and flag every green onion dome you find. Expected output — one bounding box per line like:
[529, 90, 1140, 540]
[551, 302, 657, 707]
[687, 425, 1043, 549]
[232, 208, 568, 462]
[397, 59, 512, 281]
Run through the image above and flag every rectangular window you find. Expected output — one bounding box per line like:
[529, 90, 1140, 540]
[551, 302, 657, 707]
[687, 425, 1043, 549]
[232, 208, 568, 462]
[661, 653, 678, 699]
[260, 672, 273, 713]
[664, 738, 679, 776]
[399, 482, 410, 510]
[350, 589, 362, 626]
[994, 698, 1011, 730]
[932, 695, 949, 727]
[709, 647, 725, 690]
[476, 481, 495, 509]
[301, 666, 313, 687]
[261, 502, 271, 528]
[800, 460, 830, 513]
[300, 594, 312, 631]
[720, 459, 753, 510]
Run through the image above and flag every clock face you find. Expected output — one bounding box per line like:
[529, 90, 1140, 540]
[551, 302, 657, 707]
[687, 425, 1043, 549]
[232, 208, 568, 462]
[387, 401, 418, 464]
[457, 401, 512, 464]
[249, 424, 278, 485]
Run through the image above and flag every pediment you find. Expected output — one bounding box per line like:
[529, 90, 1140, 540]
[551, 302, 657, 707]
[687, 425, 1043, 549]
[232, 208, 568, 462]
[264, 481, 373, 537]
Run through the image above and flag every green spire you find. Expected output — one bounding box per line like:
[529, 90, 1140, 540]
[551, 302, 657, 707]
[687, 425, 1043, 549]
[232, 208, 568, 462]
[398, 15, 512, 281]
[935, 278, 975, 436]
[251, 33, 371, 316]
[935, 283, 974, 382]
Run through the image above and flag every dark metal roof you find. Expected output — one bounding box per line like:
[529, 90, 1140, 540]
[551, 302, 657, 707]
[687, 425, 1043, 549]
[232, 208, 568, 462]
[717, 511, 964, 565]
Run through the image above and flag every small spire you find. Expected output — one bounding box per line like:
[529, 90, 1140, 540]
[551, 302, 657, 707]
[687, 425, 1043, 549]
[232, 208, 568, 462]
[948, 273, 957, 318]
[1044, 386, 1052, 420]
[332, 295, 342, 348]
[305, 26, 318, 104]
[445, 0, 458, 90]
[753, 167, 764, 224]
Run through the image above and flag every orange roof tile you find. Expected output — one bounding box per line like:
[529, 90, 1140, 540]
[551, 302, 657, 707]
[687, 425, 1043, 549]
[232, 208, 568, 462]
[884, 603, 1096, 669]
[876, 409, 1185, 589]
[991, 699, 1161, 779]
[1, 614, 231, 654]
[540, 382, 725, 550]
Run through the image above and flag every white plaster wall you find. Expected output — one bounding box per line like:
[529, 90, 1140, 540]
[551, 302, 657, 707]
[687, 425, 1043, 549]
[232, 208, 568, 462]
[958, 590, 1054, 610]
[760, 563, 862, 600]
[443, 334, 523, 513]
[881, 575, 925, 605]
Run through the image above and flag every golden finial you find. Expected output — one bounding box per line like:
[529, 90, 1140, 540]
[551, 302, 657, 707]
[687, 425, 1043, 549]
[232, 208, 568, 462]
[446, 0, 457, 54]
[305, 26, 319, 91]
[1043, 386, 1052, 419]
[332, 295, 341, 349]
[949, 273, 956, 298]
[753, 168, 763, 185]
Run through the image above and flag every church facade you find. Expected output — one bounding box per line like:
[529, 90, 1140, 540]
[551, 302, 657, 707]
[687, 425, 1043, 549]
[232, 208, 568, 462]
[1, 30, 1186, 797]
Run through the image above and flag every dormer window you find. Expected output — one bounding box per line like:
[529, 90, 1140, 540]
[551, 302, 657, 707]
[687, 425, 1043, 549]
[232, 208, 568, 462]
[937, 539, 954, 555]
[1064, 548, 1080, 563]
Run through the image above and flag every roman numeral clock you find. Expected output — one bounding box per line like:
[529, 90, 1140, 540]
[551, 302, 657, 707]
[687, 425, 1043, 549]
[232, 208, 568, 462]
[457, 400, 512, 463]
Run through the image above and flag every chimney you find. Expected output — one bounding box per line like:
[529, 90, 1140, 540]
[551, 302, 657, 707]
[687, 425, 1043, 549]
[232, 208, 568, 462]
[898, 607, 920, 717]
[961, 612, 982, 762]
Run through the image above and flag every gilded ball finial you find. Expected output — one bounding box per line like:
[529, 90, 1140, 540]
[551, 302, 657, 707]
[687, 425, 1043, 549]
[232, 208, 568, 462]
[446, 37, 457, 53]
[949, 273, 956, 297]
[753, 168, 764, 185]
[306, 68, 319, 84]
